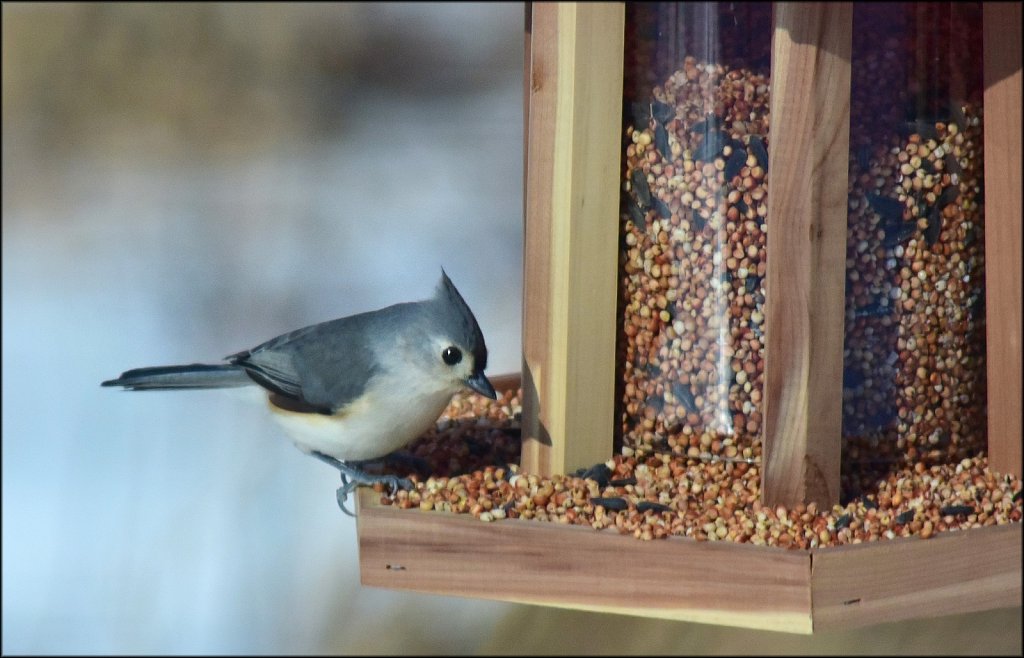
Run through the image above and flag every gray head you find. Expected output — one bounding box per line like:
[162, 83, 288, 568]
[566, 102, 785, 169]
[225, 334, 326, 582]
[413, 270, 495, 399]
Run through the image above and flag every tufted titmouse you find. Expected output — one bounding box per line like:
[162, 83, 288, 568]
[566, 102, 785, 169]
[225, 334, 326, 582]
[102, 270, 496, 515]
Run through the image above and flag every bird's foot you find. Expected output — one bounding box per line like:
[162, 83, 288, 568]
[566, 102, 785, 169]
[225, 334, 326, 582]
[310, 451, 414, 516]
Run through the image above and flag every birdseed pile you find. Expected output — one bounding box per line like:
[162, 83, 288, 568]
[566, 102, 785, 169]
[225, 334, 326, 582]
[375, 388, 1021, 547]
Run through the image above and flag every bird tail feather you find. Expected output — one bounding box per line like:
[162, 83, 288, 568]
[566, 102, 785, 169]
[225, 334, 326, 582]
[101, 364, 253, 390]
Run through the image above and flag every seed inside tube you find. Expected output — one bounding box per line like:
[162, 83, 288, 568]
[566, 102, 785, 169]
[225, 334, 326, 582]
[370, 6, 1018, 550]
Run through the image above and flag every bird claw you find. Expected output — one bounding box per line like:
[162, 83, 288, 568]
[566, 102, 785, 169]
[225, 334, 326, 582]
[335, 474, 413, 516]
[335, 479, 359, 517]
[312, 451, 414, 516]
[379, 474, 413, 493]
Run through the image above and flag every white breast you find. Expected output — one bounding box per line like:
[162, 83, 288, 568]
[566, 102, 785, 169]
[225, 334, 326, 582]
[265, 380, 457, 462]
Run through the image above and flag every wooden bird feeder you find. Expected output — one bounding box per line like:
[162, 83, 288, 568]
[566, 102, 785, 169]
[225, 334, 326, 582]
[357, 2, 1021, 633]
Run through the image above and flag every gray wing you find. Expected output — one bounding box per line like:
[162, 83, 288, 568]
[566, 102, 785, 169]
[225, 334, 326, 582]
[228, 314, 383, 415]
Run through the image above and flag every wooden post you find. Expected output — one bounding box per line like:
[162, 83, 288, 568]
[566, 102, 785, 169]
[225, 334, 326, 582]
[982, 3, 1023, 478]
[762, 3, 852, 509]
[523, 3, 532, 221]
[520, 2, 625, 477]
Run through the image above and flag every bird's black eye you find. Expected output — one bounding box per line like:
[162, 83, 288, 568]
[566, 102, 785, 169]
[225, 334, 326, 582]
[442, 346, 462, 366]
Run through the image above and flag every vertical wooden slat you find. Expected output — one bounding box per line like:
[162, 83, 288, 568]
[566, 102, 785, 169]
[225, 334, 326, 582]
[762, 3, 852, 508]
[520, 2, 624, 477]
[521, 2, 557, 476]
[523, 2, 532, 217]
[982, 3, 1022, 478]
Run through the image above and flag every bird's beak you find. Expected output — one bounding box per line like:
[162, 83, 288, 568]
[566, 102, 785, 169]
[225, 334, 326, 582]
[465, 370, 497, 399]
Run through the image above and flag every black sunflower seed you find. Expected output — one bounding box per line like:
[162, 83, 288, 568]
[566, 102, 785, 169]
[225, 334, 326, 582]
[747, 135, 769, 170]
[690, 211, 707, 233]
[631, 169, 651, 208]
[591, 497, 628, 511]
[895, 510, 915, 524]
[936, 185, 960, 211]
[651, 100, 675, 125]
[671, 381, 698, 415]
[652, 195, 672, 220]
[627, 200, 647, 229]
[944, 152, 962, 175]
[654, 122, 671, 158]
[867, 193, 905, 224]
[575, 463, 613, 488]
[883, 221, 918, 248]
[637, 501, 673, 514]
[694, 129, 727, 162]
[725, 148, 747, 182]
[630, 101, 651, 128]
[924, 206, 942, 246]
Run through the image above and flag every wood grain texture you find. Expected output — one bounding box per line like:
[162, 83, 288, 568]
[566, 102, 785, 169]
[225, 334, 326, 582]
[762, 3, 852, 509]
[811, 524, 1023, 631]
[521, 2, 558, 476]
[357, 489, 813, 633]
[982, 3, 1022, 478]
[357, 490, 1021, 633]
[520, 3, 624, 477]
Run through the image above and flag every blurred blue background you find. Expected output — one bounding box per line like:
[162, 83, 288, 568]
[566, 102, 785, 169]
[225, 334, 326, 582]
[3, 3, 1019, 654]
[3, 3, 522, 653]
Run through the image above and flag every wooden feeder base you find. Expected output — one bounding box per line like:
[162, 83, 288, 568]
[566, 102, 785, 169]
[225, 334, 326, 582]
[357, 489, 1021, 634]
